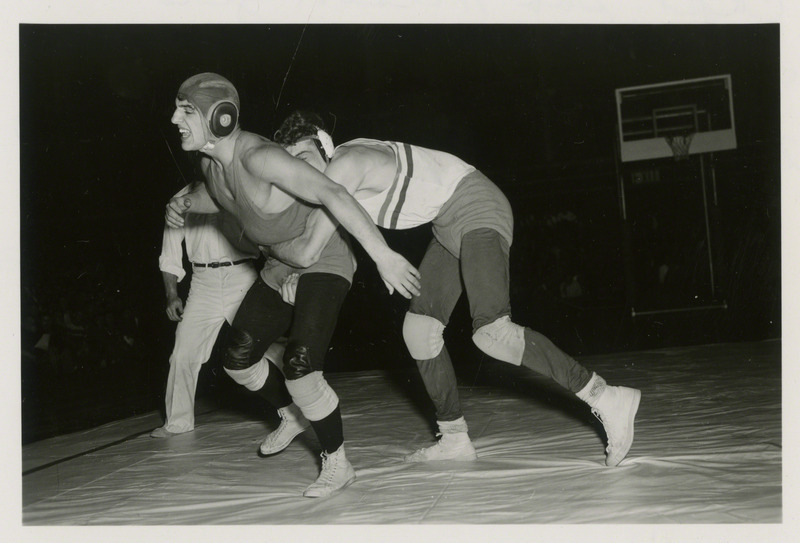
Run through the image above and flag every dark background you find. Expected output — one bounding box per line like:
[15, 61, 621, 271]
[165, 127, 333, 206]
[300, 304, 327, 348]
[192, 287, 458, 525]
[19, 24, 780, 443]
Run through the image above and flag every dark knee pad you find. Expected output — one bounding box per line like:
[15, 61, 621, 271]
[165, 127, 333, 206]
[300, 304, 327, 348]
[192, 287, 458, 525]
[223, 327, 255, 371]
[283, 341, 314, 380]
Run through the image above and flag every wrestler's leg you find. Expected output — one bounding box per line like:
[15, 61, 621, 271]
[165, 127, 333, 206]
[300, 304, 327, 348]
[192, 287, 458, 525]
[222, 276, 293, 409]
[403, 238, 477, 462]
[281, 273, 356, 497]
[461, 228, 641, 466]
[406, 238, 465, 420]
[461, 228, 592, 390]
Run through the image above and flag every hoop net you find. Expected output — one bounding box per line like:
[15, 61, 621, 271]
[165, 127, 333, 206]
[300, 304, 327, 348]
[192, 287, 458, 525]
[666, 133, 695, 160]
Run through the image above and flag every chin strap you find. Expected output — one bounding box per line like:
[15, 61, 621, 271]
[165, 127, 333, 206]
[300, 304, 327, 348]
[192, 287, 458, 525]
[199, 120, 220, 152]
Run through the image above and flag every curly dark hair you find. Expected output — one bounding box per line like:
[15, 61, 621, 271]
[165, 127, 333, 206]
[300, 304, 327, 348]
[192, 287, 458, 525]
[273, 110, 327, 145]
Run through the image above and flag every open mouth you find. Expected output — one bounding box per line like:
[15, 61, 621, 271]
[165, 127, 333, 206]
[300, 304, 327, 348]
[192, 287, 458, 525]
[178, 128, 191, 139]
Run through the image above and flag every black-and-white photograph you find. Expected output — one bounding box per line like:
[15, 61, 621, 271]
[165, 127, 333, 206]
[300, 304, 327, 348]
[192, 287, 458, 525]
[7, 0, 794, 540]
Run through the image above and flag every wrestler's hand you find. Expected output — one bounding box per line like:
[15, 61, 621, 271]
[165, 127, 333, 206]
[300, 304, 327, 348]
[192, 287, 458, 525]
[166, 295, 184, 322]
[376, 249, 421, 299]
[280, 273, 299, 306]
[165, 197, 191, 228]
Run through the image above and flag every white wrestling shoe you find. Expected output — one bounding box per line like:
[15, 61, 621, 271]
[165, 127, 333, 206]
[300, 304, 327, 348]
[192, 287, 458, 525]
[303, 445, 356, 498]
[403, 417, 478, 462]
[259, 404, 310, 455]
[577, 373, 641, 467]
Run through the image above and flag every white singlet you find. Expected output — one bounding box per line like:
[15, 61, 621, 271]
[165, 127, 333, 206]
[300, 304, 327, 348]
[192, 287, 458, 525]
[336, 139, 476, 230]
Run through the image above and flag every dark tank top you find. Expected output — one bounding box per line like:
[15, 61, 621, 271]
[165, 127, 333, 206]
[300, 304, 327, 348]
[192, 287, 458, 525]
[204, 131, 355, 289]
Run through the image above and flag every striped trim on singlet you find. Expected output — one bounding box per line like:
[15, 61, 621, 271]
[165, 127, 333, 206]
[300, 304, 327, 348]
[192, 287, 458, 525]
[376, 142, 414, 230]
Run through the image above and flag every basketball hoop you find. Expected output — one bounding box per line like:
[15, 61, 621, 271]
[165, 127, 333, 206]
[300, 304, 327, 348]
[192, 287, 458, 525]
[666, 133, 695, 160]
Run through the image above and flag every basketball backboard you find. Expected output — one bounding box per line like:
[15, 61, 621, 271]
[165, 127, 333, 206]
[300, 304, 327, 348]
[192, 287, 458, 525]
[615, 75, 736, 162]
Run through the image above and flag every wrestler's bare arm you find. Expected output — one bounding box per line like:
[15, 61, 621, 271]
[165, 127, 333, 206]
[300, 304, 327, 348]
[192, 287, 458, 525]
[243, 144, 382, 248]
[244, 145, 421, 298]
[268, 154, 367, 268]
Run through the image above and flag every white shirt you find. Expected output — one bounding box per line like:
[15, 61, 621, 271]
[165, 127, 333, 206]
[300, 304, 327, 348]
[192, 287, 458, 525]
[159, 185, 258, 282]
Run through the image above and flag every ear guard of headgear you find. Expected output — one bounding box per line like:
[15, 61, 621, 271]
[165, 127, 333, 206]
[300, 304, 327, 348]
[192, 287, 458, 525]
[315, 128, 335, 160]
[208, 100, 239, 138]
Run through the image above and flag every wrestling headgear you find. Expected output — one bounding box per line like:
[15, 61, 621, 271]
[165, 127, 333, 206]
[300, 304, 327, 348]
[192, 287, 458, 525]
[274, 110, 335, 162]
[177, 72, 240, 138]
[314, 128, 335, 160]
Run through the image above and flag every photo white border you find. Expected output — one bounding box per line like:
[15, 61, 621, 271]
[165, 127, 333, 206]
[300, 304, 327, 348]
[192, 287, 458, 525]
[2, 1, 796, 542]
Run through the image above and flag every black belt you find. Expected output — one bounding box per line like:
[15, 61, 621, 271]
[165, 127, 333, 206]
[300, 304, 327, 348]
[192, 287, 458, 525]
[192, 259, 253, 268]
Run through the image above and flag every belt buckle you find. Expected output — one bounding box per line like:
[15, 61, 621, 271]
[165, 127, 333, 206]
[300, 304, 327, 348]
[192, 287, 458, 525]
[209, 262, 221, 269]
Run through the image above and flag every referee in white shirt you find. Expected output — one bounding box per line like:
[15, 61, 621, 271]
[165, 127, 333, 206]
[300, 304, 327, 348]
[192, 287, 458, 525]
[152, 184, 260, 437]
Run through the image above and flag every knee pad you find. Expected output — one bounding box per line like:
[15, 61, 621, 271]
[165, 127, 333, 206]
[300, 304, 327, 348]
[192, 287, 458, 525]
[402, 312, 446, 360]
[284, 371, 339, 421]
[472, 316, 525, 365]
[224, 357, 269, 391]
[224, 327, 255, 371]
[283, 342, 313, 380]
